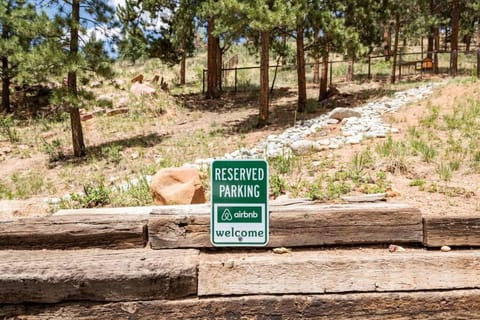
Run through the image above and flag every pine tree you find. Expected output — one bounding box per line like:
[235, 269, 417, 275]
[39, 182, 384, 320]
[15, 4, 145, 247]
[116, 0, 149, 63]
[450, 0, 460, 77]
[0, 0, 49, 113]
[48, 0, 115, 157]
[245, 0, 289, 125]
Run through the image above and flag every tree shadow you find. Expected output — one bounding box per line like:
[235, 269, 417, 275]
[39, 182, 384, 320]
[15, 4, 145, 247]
[212, 84, 402, 138]
[51, 132, 169, 165]
[173, 87, 297, 114]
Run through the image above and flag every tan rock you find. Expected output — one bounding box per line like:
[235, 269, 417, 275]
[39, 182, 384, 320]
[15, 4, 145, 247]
[150, 167, 207, 205]
[441, 245, 451, 252]
[388, 244, 406, 253]
[106, 108, 129, 117]
[80, 113, 94, 121]
[130, 82, 156, 96]
[130, 74, 144, 84]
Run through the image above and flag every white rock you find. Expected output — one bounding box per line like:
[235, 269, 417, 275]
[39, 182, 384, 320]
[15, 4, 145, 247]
[441, 245, 451, 252]
[327, 118, 340, 124]
[346, 135, 363, 144]
[329, 107, 361, 121]
[290, 140, 318, 155]
[318, 139, 330, 146]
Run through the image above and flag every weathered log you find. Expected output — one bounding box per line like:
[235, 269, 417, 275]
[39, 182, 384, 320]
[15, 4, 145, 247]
[2, 290, 480, 319]
[0, 214, 148, 249]
[198, 249, 480, 296]
[0, 249, 198, 304]
[54, 207, 157, 216]
[149, 202, 423, 249]
[424, 215, 480, 247]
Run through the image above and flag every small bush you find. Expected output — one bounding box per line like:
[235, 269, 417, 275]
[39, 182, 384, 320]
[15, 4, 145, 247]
[0, 116, 19, 143]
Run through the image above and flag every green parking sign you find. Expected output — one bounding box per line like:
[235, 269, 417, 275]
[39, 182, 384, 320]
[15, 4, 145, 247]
[210, 159, 269, 246]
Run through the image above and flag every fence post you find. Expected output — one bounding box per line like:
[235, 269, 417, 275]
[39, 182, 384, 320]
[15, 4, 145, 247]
[368, 56, 371, 80]
[235, 67, 238, 93]
[329, 60, 333, 85]
[202, 69, 205, 95]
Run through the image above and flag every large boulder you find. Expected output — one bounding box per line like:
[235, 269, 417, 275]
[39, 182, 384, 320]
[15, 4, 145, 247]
[130, 82, 156, 96]
[150, 167, 207, 205]
[329, 107, 361, 121]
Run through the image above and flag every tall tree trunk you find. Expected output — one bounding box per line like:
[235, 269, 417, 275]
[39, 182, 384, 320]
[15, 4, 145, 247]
[391, 13, 400, 84]
[383, 23, 392, 61]
[1, 56, 11, 113]
[427, 0, 435, 59]
[313, 25, 320, 84]
[347, 58, 354, 82]
[258, 30, 269, 127]
[444, 27, 449, 51]
[450, 0, 460, 77]
[465, 35, 471, 52]
[216, 40, 222, 91]
[180, 39, 186, 85]
[319, 37, 329, 101]
[296, 24, 306, 113]
[69, 0, 85, 157]
[427, 33, 434, 58]
[206, 18, 218, 99]
[434, 27, 440, 73]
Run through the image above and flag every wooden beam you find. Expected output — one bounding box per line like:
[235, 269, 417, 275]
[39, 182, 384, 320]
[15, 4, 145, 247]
[54, 207, 157, 216]
[424, 215, 480, 247]
[3, 290, 480, 319]
[149, 203, 423, 249]
[198, 249, 480, 296]
[0, 249, 199, 304]
[0, 214, 148, 250]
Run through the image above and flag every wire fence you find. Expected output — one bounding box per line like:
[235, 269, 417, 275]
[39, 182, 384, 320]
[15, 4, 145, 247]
[202, 50, 480, 94]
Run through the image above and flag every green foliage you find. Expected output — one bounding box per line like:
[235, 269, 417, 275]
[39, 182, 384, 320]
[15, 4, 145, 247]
[10, 171, 45, 199]
[411, 140, 437, 163]
[436, 162, 453, 182]
[41, 138, 65, 162]
[409, 179, 426, 188]
[58, 176, 154, 209]
[270, 174, 287, 197]
[420, 105, 440, 128]
[0, 181, 14, 200]
[69, 183, 111, 208]
[0, 116, 19, 142]
[110, 176, 152, 207]
[101, 144, 122, 164]
[269, 152, 295, 175]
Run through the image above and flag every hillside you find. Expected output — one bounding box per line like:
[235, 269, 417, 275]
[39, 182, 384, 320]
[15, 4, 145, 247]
[0, 58, 479, 219]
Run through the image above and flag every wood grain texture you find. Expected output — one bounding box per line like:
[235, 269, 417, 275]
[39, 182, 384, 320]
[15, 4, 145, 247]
[3, 290, 480, 319]
[0, 214, 148, 249]
[424, 215, 480, 247]
[54, 207, 157, 216]
[149, 202, 423, 249]
[198, 249, 480, 296]
[0, 249, 199, 304]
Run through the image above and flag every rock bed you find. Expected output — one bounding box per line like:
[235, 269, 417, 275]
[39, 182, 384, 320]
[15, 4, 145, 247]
[193, 82, 442, 167]
[46, 82, 441, 204]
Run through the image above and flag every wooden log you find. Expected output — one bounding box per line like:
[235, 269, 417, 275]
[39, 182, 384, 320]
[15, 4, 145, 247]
[0, 214, 148, 250]
[424, 215, 480, 247]
[3, 290, 480, 319]
[198, 249, 480, 296]
[0, 249, 198, 304]
[54, 206, 157, 216]
[149, 202, 423, 249]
